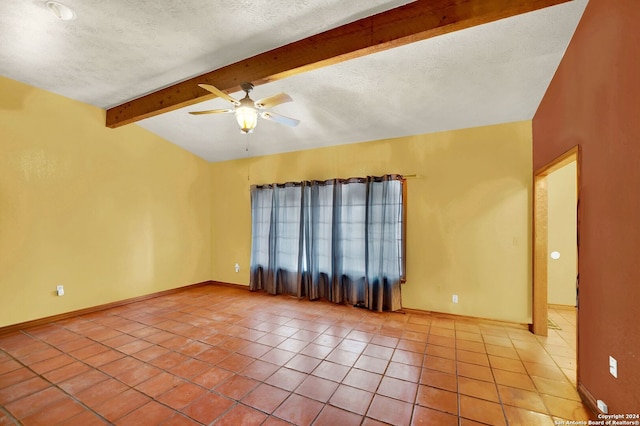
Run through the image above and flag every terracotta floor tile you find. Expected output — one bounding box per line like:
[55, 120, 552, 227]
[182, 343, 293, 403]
[74, 378, 129, 408]
[541, 394, 592, 420]
[402, 330, 429, 342]
[371, 335, 399, 348]
[343, 368, 382, 393]
[367, 394, 413, 425]
[0, 360, 20, 376]
[326, 348, 359, 367]
[94, 388, 150, 422]
[99, 356, 145, 377]
[489, 354, 527, 373]
[312, 360, 350, 382]
[493, 369, 536, 391]
[392, 349, 423, 366]
[483, 335, 513, 348]
[456, 331, 484, 343]
[516, 348, 556, 365]
[273, 393, 324, 426]
[336, 339, 367, 354]
[426, 344, 456, 360]
[312, 334, 342, 349]
[314, 404, 363, 426]
[294, 375, 339, 402]
[420, 368, 457, 392]
[0, 286, 590, 426]
[503, 405, 555, 426]
[242, 383, 291, 413]
[457, 349, 489, 367]
[115, 400, 175, 426]
[82, 349, 125, 367]
[240, 359, 280, 382]
[300, 343, 333, 359]
[458, 376, 500, 402]
[430, 327, 456, 338]
[194, 365, 236, 389]
[497, 384, 548, 413]
[20, 395, 85, 425]
[396, 339, 427, 353]
[329, 384, 374, 415]
[182, 392, 235, 424]
[353, 354, 389, 374]
[116, 339, 154, 355]
[135, 371, 185, 397]
[459, 394, 506, 426]
[102, 333, 137, 349]
[115, 363, 163, 386]
[216, 374, 260, 399]
[377, 376, 418, 402]
[423, 355, 456, 374]
[58, 410, 110, 426]
[257, 333, 289, 347]
[412, 405, 458, 426]
[4, 386, 66, 419]
[42, 361, 91, 383]
[194, 346, 232, 364]
[29, 353, 75, 374]
[531, 376, 581, 400]
[415, 385, 457, 415]
[486, 344, 520, 359]
[169, 358, 211, 379]
[428, 335, 456, 348]
[60, 370, 109, 395]
[265, 367, 307, 391]
[238, 342, 272, 358]
[523, 361, 567, 381]
[261, 348, 296, 366]
[157, 381, 207, 409]
[386, 361, 421, 382]
[457, 361, 494, 382]
[285, 353, 322, 373]
[216, 403, 268, 426]
[130, 344, 170, 362]
[16, 347, 61, 366]
[148, 351, 190, 370]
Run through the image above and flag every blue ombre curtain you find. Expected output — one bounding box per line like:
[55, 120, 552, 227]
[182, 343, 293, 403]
[249, 175, 404, 312]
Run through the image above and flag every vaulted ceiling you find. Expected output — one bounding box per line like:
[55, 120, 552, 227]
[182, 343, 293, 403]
[0, 0, 588, 162]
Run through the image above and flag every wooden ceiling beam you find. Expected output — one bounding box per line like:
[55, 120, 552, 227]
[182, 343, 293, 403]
[106, 0, 571, 128]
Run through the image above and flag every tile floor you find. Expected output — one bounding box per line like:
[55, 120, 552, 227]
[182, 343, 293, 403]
[0, 285, 593, 425]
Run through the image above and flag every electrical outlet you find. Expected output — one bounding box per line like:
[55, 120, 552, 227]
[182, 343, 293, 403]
[609, 356, 618, 378]
[234, 263, 240, 273]
[56, 285, 64, 296]
[452, 294, 458, 304]
[597, 399, 608, 414]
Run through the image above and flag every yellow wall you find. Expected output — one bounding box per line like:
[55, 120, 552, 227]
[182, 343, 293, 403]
[211, 121, 532, 323]
[0, 77, 212, 327]
[547, 162, 577, 306]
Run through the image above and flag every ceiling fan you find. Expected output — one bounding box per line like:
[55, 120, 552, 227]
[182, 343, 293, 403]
[189, 82, 300, 134]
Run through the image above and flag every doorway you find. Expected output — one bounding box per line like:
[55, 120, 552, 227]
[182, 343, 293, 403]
[531, 146, 580, 336]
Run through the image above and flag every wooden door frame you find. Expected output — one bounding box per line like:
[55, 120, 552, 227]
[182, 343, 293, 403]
[531, 146, 580, 336]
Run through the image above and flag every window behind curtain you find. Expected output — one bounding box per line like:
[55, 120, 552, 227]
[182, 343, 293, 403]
[249, 175, 405, 311]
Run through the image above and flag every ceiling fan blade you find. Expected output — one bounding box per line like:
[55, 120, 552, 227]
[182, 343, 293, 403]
[254, 92, 293, 109]
[189, 109, 234, 115]
[260, 111, 300, 127]
[198, 84, 240, 106]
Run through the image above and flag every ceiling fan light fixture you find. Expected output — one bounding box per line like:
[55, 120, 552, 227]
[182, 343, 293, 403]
[45, 1, 76, 20]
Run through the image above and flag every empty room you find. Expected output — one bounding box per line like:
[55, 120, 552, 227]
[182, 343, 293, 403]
[1, 0, 638, 425]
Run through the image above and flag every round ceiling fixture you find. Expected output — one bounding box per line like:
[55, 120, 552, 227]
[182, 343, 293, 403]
[46, 1, 76, 20]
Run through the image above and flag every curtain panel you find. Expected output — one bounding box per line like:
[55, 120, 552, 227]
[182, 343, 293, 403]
[249, 174, 404, 312]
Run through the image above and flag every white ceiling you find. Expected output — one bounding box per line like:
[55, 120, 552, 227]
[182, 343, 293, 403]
[0, 0, 588, 163]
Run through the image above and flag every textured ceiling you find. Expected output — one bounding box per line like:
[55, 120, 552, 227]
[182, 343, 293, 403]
[0, 0, 588, 162]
